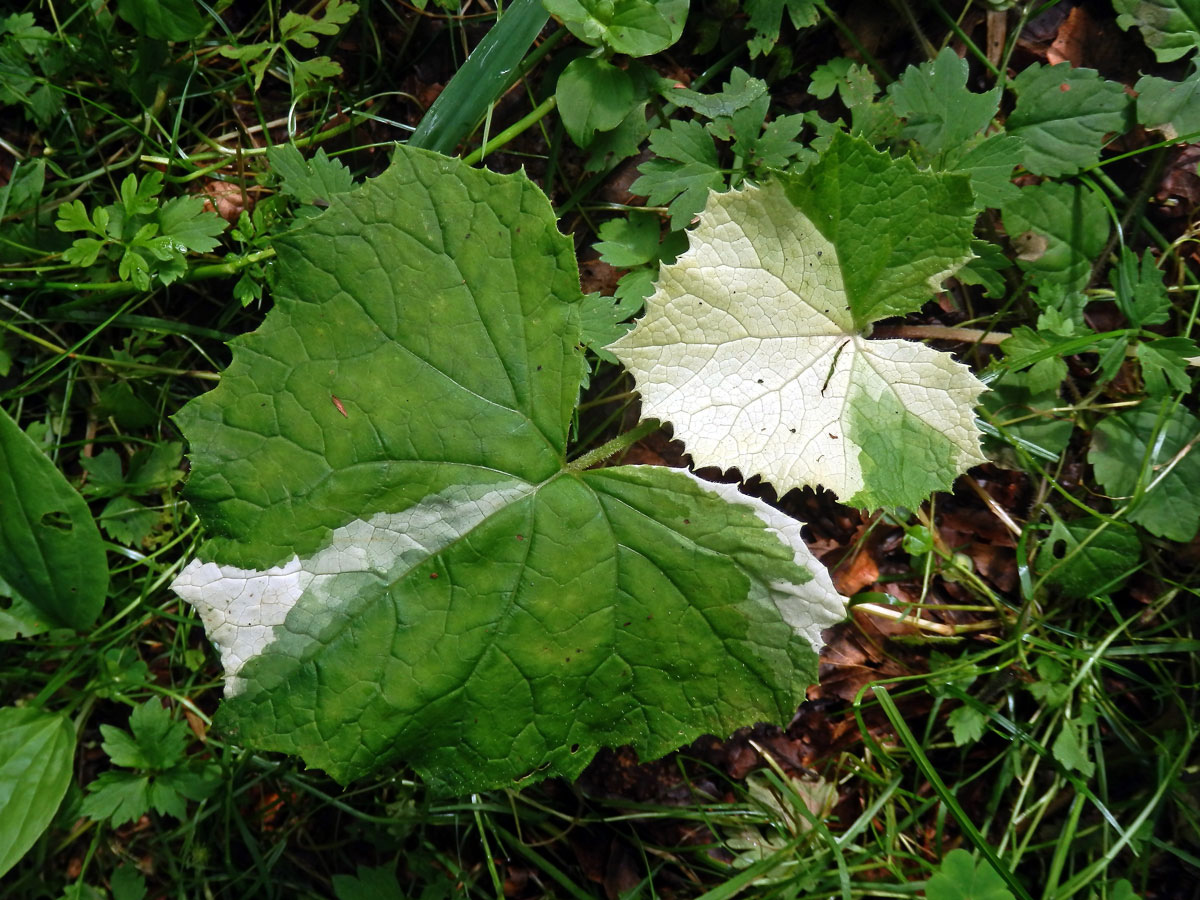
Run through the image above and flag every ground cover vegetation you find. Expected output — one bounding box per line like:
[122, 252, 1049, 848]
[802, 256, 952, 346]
[1, 0, 1198, 897]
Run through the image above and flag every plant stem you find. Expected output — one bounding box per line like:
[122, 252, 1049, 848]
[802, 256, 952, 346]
[566, 418, 660, 471]
[871, 324, 1010, 344]
[462, 95, 557, 166]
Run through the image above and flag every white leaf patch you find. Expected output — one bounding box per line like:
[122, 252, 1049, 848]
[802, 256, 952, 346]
[172, 482, 534, 693]
[608, 181, 987, 507]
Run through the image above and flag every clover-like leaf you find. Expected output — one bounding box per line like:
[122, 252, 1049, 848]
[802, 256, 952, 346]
[171, 146, 845, 792]
[608, 133, 986, 510]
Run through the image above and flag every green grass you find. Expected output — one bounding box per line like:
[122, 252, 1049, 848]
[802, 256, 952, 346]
[2, 0, 1199, 897]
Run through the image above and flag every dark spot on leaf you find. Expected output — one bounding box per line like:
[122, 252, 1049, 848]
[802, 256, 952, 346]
[817, 251, 822, 257]
[570, 743, 580, 753]
[756, 378, 763, 384]
[1052, 539, 1068, 559]
[623, 621, 631, 626]
[1060, 83, 1070, 91]
[789, 428, 796, 433]
[646, 614, 653, 620]
[683, 518, 690, 524]
[40, 511, 73, 532]
[565, 657, 571, 662]
[516, 534, 524, 541]
[429, 572, 438, 579]
[829, 433, 838, 439]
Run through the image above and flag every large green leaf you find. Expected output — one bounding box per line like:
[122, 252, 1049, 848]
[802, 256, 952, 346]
[609, 133, 986, 510]
[171, 147, 845, 791]
[0, 706, 75, 879]
[1113, 0, 1200, 62]
[0, 407, 108, 630]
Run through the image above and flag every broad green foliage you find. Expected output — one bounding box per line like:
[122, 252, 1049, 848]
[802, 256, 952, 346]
[80, 700, 219, 826]
[1036, 519, 1141, 599]
[925, 849, 1014, 900]
[743, 0, 819, 57]
[55, 171, 226, 291]
[171, 146, 845, 790]
[557, 57, 636, 146]
[1089, 402, 1200, 542]
[266, 144, 354, 207]
[1113, 0, 1200, 62]
[116, 0, 205, 41]
[890, 47, 1000, 158]
[610, 133, 986, 510]
[0, 707, 74, 879]
[0, 407, 108, 630]
[1001, 181, 1110, 290]
[1007, 63, 1131, 177]
[1135, 72, 1200, 139]
[544, 0, 687, 56]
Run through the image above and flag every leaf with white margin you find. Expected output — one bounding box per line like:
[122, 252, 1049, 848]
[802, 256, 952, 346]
[171, 145, 845, 792]
[608, 132, 986, 510]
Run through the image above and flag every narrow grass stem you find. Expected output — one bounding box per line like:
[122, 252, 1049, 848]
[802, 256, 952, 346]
[462, 95, 557, 166]
[566, 419, 660, 471]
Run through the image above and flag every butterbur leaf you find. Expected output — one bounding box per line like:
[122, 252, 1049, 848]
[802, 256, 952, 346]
[171, 146, 845, 791]
[609, 133, 986, 509]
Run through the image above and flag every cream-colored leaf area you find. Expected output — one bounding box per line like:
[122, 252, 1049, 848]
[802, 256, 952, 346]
[607, 181, 986, 503]
[171, 482, 533, 693]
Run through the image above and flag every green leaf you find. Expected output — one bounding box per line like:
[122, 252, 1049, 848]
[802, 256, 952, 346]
[889, 47, 1000, 158]
[947, 704, 987, 746]
[55, 199, 96, 234]
[556, 57, 636, 147]
[1035, 519, 1141, 599]
[0, 707, 75, 879]
[80, 771, 152, 826]
[809, 57, 878, 108]
[1001, 181, 1110, 290]
[1052, 719, 1095, 776]
[1114, 0, 1200, 62]
[110, 866, 148, 900]
[1111, 246, 1170, 326]
[1089, 402, 1200, 542]
[945, 133, 1024, 209]
[408, 0, 548, 154]
[665, 67, 768, 119]
[116, 0, 205, 41]
[544, 0, 686, 55]
[63, 237, 106, 269]
[99, 497, 160, 547]
[170, 146, 846, 791]
[631, 119, 725, 228]
[956, 239, 1013, 298]
[0, 407, 108, 630]
[743, 0, 819, 56]
[610, 133, 985, 510]
[925, 849, 1014, 900]
[594, 211, 662, 267]
[1135, 72, 1200, 140]
[579, 292, 641, 361]
[332, 865, 406, 900]
[1007, 63, 1131, 177]
[267, 144, 355, 206]
[1137, 337, 1198, 396]
[156, 196, 226, 252]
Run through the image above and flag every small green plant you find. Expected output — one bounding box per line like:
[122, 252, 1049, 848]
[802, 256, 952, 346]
[79, 699, 219, 827]
[54, 172, 226, 291]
